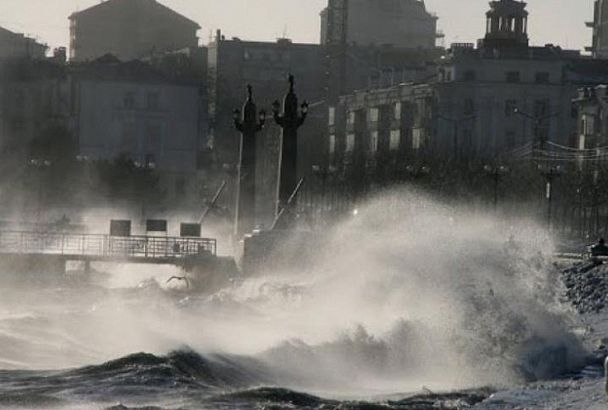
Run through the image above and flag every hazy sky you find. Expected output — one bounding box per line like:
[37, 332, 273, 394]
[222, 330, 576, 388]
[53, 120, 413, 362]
[0, 0, 596, 51]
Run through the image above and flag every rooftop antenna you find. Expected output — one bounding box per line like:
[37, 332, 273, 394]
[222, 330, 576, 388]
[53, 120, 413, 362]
[282, 25, 288, 39]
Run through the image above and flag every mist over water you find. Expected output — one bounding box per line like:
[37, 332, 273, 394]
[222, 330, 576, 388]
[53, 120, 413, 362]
[0, 188, 588, 407]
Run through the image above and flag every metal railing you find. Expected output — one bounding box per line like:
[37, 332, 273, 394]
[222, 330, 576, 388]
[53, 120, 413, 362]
[0, 231, 216, 260]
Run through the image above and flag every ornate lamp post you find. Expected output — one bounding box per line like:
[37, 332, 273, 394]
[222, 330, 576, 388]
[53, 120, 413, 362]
[272, 74, 308, 221]
[233, 85, 266, 238]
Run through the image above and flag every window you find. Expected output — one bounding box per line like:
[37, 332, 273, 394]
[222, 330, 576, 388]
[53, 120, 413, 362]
[505, 71, 520, 83]
[439, 68, 446, 82]
[368, 107, 379, 123]
[464, 98, 475, 116]
[329, 134, 336, 155]
[505, 100, 517, 116]
[146, 91, 160, 110]
[370, 131, 379, 153]
[582, 115, 596, 136]
[345, 133, 355, 153]
[463, 70, 476, 82]
[123, 91, 136, 109]
[412, 128, 424, 150]
[535, 72, 550, 84]
[328, 107, 336, 126]
[579, 133, 586, 150]
[347, 111, 355, 125]
[389, 130, 401, 151]
[394, 102, 402, 120]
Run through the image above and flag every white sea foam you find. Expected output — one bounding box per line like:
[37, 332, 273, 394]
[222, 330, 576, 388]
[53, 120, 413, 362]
[0, 188, 587, 395]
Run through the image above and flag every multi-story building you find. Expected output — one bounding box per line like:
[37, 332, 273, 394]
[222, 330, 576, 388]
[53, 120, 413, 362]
[589, 0, 608, 58]
[0, 58, 68, 158]
[68, 56, 204, 201]
[326, 83, 435, 198]
[322, 0, 443, 103]
[69, 0, 200, 62]
[312, 0, 608, 211]
[0, 26, 47, 59]
[320, 0, 438, 49]
[573, 85, 608, 150]
[433, 0, 608, 158]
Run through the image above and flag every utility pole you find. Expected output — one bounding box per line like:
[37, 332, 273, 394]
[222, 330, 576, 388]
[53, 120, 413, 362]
[233, 85, 265, 238]
[538, 164, 563, 230]
[513, 108, 560, 151]
[272, 75, 308, 225]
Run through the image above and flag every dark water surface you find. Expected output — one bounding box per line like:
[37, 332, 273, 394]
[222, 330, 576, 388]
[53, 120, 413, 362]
[0, 350, 493, 409]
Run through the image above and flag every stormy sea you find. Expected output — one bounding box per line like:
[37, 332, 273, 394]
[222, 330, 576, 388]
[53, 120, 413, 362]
[0, 191, 592, 409]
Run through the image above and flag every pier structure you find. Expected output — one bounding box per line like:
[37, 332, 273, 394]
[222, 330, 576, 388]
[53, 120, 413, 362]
[0, 230, 217, 275]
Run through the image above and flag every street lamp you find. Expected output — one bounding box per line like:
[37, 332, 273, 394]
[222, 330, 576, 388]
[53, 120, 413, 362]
[483, 164, 510, 210]
[538, 163, 563, 229]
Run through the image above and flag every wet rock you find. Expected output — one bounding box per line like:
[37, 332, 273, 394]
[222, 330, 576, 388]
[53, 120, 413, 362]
[561, 262, 608, 314]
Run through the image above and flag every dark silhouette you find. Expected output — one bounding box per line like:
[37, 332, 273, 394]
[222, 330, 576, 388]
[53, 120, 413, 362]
[591, 238, 608, 257]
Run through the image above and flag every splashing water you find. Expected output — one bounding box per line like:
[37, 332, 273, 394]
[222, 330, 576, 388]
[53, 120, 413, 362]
[0, 188, 588, 407]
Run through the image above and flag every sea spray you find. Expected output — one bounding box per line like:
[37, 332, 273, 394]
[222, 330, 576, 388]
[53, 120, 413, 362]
[242, 189, 586, 390]
[0, 188, 587, 397]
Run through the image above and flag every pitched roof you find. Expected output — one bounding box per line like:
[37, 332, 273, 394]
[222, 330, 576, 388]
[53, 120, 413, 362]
[69, 0, 200, 29]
